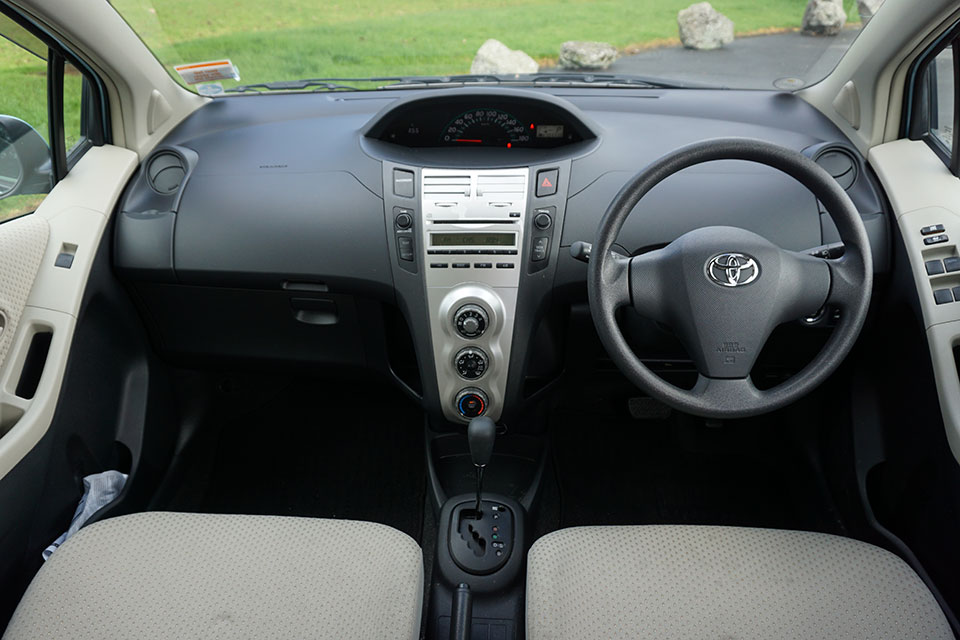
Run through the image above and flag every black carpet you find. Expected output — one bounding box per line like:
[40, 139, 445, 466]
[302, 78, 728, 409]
[552, 407, 845, 534]
[160, 379, 426, 541]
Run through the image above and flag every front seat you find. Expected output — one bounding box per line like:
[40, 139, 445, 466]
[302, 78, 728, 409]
[527, 525, 954, 640]
[3, 512, 423, 639]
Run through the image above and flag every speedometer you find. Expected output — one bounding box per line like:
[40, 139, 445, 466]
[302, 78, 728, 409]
[441, 108, 530, 147]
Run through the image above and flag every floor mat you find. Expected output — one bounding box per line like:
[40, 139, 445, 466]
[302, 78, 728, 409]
[159, 379, 426, 541]
[552, 407, 845, 534]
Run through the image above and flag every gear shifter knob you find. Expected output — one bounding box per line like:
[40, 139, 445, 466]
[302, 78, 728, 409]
[467, 416, 496, 468]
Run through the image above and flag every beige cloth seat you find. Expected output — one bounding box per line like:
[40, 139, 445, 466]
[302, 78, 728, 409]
[3, 512, 423, 640]
[527, 525, 953, 640]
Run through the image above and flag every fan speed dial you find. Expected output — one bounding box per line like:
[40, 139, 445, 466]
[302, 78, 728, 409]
[454, 304, 488, 339]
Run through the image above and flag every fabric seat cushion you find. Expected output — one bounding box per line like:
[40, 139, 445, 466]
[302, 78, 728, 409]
[4, 512, 423, 640]
[526, 525, 953, 640]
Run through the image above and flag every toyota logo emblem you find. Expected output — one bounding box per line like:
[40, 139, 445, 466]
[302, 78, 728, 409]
[705, 253, 760, 287]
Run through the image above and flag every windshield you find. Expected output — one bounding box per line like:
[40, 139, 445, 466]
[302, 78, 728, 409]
[111, 0, 882, 92]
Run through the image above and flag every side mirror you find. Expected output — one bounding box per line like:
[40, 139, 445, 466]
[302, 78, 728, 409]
[0, 115, 52, 200]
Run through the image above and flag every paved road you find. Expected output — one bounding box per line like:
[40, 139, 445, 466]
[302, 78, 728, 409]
[601, 28, 861, 90]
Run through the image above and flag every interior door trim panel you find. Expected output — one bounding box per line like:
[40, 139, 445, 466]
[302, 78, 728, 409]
[0, 145, 137, 480]
[870, 139, 960, 463]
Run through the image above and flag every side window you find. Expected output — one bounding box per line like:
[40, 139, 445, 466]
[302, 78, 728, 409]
[0, 17, 51, 223]
[928, 46, 955, 150]
[0, 11, 105, 224]
[64, 62, 86, 156]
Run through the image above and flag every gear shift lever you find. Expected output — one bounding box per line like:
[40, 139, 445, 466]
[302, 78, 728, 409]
[467, 416, 495, 517]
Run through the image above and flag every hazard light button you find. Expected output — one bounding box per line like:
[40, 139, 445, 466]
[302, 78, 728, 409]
[536, 168, 559, 197]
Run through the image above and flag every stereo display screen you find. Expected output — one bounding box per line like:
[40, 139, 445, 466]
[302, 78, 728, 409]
[431, 233, 515, 247]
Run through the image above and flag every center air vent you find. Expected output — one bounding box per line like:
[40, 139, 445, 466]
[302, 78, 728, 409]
[423, 174, 471, 196]
[477, 174, 525, 197]
[146, 151, 187, 195]
[815, 148, 858, 190]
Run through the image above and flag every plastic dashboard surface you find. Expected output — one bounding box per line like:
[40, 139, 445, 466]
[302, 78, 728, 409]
[115, 87, 885, 287]
[113, 86, 890, 426]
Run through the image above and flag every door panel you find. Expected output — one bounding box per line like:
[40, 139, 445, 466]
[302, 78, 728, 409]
[0, 145, 137, 480]
[869, 139, 960, 464]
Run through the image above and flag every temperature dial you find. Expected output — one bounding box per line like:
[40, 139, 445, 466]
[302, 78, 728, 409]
[455, 348, 488, 380]
[456, 388, 488, 419]
[455, 304, 488, 339]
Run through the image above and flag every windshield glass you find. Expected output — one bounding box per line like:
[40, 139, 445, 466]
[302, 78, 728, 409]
[111, 0, 883, 92]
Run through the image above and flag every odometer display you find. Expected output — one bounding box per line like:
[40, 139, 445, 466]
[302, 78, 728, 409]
[441, 108, 529, 147]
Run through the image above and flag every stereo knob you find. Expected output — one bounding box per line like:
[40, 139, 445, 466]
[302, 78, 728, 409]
[456, 388, 488, 419]
[454, 304, 488, 339]
[455, 347, 488, 380]
[395, 212, 413, 229]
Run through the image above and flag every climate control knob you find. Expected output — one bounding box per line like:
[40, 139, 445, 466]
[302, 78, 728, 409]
[456, 388, 488, 419]
[454, 304, 488, 339]
[455, 347, 488, 380]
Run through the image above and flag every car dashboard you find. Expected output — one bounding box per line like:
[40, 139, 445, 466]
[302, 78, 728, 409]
[114, 86, 890, 429]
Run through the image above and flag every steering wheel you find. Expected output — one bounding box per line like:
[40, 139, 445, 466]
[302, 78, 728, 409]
[587, 138, 873, 418]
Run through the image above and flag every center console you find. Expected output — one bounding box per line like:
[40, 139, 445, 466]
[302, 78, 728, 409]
[421, 168, 529, 423]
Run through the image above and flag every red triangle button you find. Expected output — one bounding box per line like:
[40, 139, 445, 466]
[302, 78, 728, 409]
[541, 176, 553, 188]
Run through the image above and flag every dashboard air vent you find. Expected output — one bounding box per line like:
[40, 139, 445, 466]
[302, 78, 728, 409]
[146, 152, 187, 195]
[815, 148, 857, 190]
[423, 174, 471, 196]
[477, 173, 526, 197]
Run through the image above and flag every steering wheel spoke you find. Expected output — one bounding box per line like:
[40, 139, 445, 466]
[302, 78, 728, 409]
[598, 251, 633, 312]
[691, 374, 764, 412]
[629, 249, 669, 323]
[824, 253, 868, 310]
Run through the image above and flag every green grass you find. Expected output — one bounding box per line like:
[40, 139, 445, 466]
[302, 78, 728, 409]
[109, 0, 862, 89]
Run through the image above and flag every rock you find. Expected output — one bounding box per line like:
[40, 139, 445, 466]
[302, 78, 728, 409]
[856, 0, 883, 25]
[677, 2, 734, 51]
[802, 0, 847, 36]
[558, 41, 618, 70]
[470, 39, 539, 75]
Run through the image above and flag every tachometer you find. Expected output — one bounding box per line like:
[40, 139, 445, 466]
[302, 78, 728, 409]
[441, 108, 529, 147]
